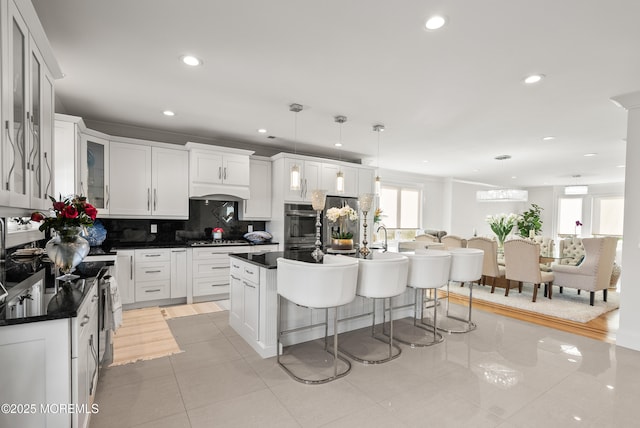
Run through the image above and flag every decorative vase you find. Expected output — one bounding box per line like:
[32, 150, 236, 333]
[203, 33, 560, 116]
[332, 238, 354, 251]
[46, 226, 90, 281]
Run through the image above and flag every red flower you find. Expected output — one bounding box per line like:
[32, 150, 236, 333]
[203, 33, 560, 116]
[53, 201, 66, 211]
[84, 204, 98, 220]
[63, 205, 79, 218]
[31, 212, 45, 222]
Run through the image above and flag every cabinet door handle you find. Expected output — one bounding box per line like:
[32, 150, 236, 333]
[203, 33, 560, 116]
[218, 166, 222, 180]
[145, 289, 162, 293]
[130, 255, 133, 280]
[106, 184, 110, 209]
[147, 188, 150, 210]
[243, 281, 256, 289]
[154, 188, 157, 211]
[230, 274, 240, 280]
[145, 270, 162, 274]
[172, 249, 186, 253]
[80, 315, 91, 326]
[91, 294, 98, 303]
[224, 167, 227, 180]
[43, 151, 52, 198]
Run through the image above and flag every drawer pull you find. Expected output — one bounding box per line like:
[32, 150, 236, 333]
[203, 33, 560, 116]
[244, 269, 255, 275]
[145, 270, 162, 273]
[145, 254, 162, 257]
[80, 315, 90, 326]
[232, 263, 240, 269]
[145, 289, 162, 293]
[211, 266, 226, 270]
[243, 281, 256, 289]
[230, 275, 240, 280]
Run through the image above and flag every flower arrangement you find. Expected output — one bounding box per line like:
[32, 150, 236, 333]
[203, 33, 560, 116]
[31, 195, 97, 239]
[213, 227, 224, 239]
[486, 212, 518, 246]
[326, 204, 358, 239]
[373, 208, 383, 224]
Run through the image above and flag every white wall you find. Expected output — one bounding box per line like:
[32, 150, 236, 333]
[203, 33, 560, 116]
[612, 91, 640, 351]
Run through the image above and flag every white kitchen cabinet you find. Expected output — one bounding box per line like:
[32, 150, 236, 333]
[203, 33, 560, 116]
[80, 134, 110, 214]
[116, 250, 135, 305]
[283, 157, 322, 202]
[109, 142, 188, 218]
[186, 142, 254, 199]
[170, 248, 187, 298]
[188, 246, 250, 302]
[239, 157, 272, 220]
[321, 163, 358, 197]
[358, 167, 375, 196]
[134, 249, 171, 302]
[53, 114, 84, 197]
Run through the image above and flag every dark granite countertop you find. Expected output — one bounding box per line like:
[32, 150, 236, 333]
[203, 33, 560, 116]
[111, 241, 278, 250]
[230, 250, 355, 269]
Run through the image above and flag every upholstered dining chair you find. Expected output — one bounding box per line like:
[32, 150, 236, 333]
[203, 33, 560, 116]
[441, 235, 467, 250]
[552, 237, 617, 306]
[532, 236, 555, 272]
[466, 237, 516, 295]
[276, 255, 358, 384]
[415, 233, 440, 243]
[503, 239, 554, 302]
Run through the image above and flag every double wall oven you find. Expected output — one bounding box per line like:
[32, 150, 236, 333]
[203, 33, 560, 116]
[284, 204, 318, 251]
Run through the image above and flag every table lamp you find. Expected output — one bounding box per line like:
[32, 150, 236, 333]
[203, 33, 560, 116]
[359, 193, 374, 257]
[310, 189, 327, 260]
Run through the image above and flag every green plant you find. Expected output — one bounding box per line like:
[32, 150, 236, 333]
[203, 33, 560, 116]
[517, 203, 543, 238]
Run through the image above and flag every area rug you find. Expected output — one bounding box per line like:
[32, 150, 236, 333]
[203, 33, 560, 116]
[110, 307, 183, 366]
[160, 301, 224, 319]
[446, 284, 619, 323]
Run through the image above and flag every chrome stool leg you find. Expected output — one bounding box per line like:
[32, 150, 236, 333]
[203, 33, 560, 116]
[439, 281, 477, 333]
[392, 287, 443, 347]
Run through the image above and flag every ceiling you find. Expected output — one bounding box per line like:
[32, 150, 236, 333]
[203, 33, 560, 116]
[31, 0, 639, 188]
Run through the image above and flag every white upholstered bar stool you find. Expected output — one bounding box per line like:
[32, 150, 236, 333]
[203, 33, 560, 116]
[442, 248, 484, 333]
[393, 250, 451, 347]
[338, 252, 409, 364]
[276, 255, 358, 384]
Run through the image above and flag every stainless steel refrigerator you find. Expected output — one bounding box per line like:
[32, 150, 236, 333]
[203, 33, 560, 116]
[322, 195, 359, 250]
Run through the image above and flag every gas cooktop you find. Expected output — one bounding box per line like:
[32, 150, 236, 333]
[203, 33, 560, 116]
[189, 240, 250, 247]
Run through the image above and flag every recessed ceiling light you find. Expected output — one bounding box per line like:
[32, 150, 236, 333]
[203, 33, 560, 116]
[163, 110, 175, 116]
[584, 153, 597, 157]
[524, 74, 545, 84]
[334, 143, 342, 147]
[511, 176, 517, 179]
[181, 55, 202, 66]
[422, 160, 429, 163]
[542, 136, 555, 141]
[606, 385, 615, 390]
[472, 169, 479, 172]
[257, 128, 267, 134]
[617, 165, 625, 168]
[425, 15, 447, 30]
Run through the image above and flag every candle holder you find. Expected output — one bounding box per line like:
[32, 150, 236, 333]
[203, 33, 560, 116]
[310, 189, 327, 261]
[358, 193, 374, 257]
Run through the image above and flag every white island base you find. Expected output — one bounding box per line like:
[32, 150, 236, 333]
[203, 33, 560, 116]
[228, 256, 415, 359]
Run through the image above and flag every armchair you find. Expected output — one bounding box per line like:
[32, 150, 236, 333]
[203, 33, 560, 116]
[552, 237, 617, 306]
[531, 236, 555, 272]
[504, 238, 554, 302]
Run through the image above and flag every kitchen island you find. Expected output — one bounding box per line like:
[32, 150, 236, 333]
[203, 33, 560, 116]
[228, 251, 414, 358]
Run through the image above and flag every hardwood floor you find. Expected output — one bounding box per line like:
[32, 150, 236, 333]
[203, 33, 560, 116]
[446, 292, 619, 343]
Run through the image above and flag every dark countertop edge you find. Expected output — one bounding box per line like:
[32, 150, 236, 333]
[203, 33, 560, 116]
[230, 252, 278, 269]
[111, 242, 278, 250]
[0, 276, 98, 327]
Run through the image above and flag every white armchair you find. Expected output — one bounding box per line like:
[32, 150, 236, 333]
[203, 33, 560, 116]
[552, 237, 617, 306]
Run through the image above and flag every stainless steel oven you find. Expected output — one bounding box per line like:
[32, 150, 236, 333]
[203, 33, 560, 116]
[284, 204, 319, 250]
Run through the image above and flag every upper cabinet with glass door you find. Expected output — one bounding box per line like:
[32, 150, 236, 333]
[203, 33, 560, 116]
[1, 0, 61, 210]
[80, 133, 110, 216]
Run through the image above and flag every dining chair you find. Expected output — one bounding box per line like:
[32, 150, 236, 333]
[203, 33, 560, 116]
[441, 235, 467, 250]
[503, 239, 554, 302]
[466, 237, 517, 295]
[276, 255, 358, 384]
[552, 237, 617, 305]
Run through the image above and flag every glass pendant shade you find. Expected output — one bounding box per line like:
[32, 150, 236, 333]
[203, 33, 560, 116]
[374, 176, 381, 195]
[290, 164, 301, 191]
[336, 171, 345, 194]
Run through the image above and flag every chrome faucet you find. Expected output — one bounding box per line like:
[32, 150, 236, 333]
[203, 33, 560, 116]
[376, 225, 388, 252]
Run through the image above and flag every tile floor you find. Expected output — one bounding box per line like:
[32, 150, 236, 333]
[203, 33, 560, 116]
[91, 305, 640, 427]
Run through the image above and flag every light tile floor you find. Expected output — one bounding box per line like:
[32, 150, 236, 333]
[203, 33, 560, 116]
[91, 305, 640, 427]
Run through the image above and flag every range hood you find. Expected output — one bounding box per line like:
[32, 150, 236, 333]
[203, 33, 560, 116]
[189, 183, 250, 201]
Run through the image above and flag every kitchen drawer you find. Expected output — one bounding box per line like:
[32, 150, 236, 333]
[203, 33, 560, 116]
[241, 263, 260, 285]
[193, 277, 229, 297]
[136, 280, 171, 301]
[135, 249, 170, 262]
[192, 247, 240, 259]
[193, 259, 229, 276]
[135, 262, 170, 281]
[230, 259, 243, 277]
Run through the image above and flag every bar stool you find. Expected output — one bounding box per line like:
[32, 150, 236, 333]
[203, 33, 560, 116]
[442, 248, 484, 333]
[393, 250, 451, 347]
[276, 255, 358, 384]
[338, 252, 408, 364]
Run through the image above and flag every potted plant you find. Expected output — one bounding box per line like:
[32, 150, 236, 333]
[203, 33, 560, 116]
[326, 204, 358, 250]
[517, 203, 543, 238]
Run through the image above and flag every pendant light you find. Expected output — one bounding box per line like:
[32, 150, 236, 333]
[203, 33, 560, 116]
[373, 124, 384, 195]
[289, 103, 303, 191]
[335, 115, 347, 194]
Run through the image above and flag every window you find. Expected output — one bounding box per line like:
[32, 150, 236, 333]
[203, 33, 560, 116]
[557, 197, 583, 235]
[380, 185, 420, 228]
[593, 197, 624, 236]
